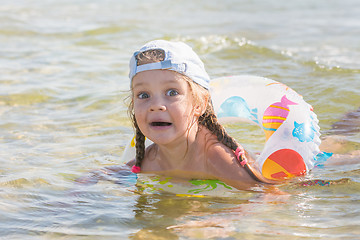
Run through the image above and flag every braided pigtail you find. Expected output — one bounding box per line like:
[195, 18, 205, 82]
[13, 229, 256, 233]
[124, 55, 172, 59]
[132, 120, 145, 173]
[199, 97, 249, 167]
[199, 100, 238, 152]
[127, 95, 145, 173]
[199, 98, 266, 182]
[187, 79, 244, 163]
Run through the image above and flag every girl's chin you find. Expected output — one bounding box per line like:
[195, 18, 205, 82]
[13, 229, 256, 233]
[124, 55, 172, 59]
[148, 137, 176, 146]
[147, 133, 185, 147]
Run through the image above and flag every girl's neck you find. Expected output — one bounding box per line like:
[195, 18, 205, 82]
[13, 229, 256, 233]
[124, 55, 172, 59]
[155, 122, 201, 170]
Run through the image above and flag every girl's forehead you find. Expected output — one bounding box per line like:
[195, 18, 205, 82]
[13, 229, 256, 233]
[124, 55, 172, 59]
[132, 70, 187, 86]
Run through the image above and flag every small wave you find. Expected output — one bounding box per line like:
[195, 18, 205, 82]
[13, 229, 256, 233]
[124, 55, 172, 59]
[176, 35, 289, 60]
[0, 90, 55, 106]
[82, 25, 130, 37]
[0, 177, 50, 188]
[302, 59, 360, 74]
[173, 35, 360, 75]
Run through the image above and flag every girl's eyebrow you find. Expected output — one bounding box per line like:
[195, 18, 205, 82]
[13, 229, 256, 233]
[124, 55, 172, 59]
[166, 80, 181, 85]
[132, 82, 146, 89]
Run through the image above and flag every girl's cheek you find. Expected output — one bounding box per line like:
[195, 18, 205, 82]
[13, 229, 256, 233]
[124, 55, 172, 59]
[133, 99, 142, 111]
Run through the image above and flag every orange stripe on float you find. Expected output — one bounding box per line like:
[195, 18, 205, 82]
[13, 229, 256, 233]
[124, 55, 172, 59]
[269, 105, 290, 111]
[263, 122, 283, 128]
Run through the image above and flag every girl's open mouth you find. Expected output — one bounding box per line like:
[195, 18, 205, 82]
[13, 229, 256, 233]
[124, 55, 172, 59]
[150, 122, 172, 127]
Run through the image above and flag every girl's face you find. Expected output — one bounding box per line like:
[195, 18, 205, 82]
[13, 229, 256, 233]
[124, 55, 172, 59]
[132, 70, 198, 146]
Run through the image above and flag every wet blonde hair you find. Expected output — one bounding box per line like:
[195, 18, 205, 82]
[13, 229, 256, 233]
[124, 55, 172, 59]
[128, 49, 239, 170]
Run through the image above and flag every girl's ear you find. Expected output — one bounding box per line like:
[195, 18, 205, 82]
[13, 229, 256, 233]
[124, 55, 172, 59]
[193, 95, 208, 117]
[193, 104, 202, 117]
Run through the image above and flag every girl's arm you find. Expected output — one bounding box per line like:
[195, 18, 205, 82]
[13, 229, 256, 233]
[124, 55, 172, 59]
[75, 163, 134, 185]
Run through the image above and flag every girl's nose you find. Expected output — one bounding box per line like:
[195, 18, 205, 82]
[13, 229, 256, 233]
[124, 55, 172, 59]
[149, 97, 166, 112]
[150, 105, 166, 112]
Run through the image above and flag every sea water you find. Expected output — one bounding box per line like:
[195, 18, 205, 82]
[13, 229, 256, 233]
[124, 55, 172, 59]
[0, 0, 359, 239]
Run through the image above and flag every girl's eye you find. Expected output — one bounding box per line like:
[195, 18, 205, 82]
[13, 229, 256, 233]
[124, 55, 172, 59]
[137, 92, 150, 99]
[166, 89, 179, 97]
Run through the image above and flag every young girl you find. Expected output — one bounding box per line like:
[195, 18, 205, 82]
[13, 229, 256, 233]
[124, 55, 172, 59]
[77, 40, 358, 189]
[126, 39, 277, 189]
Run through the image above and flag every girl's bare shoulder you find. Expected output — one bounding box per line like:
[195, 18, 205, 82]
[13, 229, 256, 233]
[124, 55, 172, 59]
[206, 142, 238, 171]
[199, 129, 257, 184]
[205, 143, 258, 186]
[195, 127, 235, 165]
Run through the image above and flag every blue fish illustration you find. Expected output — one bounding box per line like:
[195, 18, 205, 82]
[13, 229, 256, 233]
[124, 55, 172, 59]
[292, 121, 316, 142]
[218, 96, 258, 123]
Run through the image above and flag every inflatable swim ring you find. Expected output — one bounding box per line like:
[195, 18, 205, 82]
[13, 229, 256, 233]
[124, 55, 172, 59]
[210, 75, 321, 180]
[121, 75, 322, 192]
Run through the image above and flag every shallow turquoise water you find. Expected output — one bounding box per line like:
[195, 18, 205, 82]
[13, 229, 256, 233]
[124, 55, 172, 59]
[0, 0, 359, 239]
